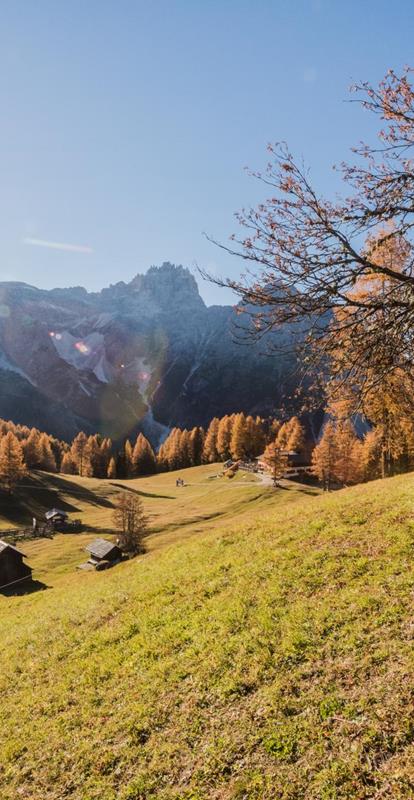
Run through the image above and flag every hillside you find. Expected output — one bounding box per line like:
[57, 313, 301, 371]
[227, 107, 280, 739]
[1, 472, 414, 798]
[0, 466, 317, 576]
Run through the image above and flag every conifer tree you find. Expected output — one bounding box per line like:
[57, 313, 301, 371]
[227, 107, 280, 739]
[361, 430, 383, 482]
[262, 442, 288, 487]
[311, 422, 337, 491]
[82, 435, 101, 477]
[23, 428, 42, 468]
[275, 421, 290, 450]
[50, 437, 65, 472]
[38, 433, 57, 472]
[157, 440, 168, 472]
[0, 431, 26, 492]
[107, 456, 117, 479]
[334, 421, 360, 486]
[286, 417, 306, 454]
[99, 438, 113, 477]
[169, 429, 185, 470]
[132, 434, 157, 476]
[181, 430, 193, 468]
[124, 439, 133, 478]
[113, 492, 148, 553]
[230, 413, 248, 461]
[189, 426, 204, 465]
[61, 452, 76, 475]
[216, 415, 233, 461]
[202, 418, 220, 463]
[252, 416, 266, 457]
[71, 432, 88, 476]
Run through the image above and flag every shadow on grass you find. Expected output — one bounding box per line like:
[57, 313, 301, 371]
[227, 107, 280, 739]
[1, 578, 48, 597]
[44, 474, 115, 508]
[0, 472, 116, 529]
[109, 482, 175, 500]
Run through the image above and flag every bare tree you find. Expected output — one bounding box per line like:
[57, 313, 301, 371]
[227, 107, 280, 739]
[203, 68, 414, 410]
[113, 492, 148, 554]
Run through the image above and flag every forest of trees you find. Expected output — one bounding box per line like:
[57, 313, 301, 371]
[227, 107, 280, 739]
[1, 394, 414, 494]
[0, 413, 308, 492]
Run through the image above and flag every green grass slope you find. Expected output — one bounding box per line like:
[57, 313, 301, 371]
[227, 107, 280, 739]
[0, 466, 318, 584]
[1, 473, 414, 799]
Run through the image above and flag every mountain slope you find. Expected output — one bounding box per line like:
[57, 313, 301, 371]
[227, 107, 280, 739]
[1, 473, 414, 799]
[0, 264, 299, 442]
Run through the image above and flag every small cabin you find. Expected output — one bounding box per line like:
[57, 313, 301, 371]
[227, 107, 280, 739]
[45, 508, 69, 530]
[85, 538, 122, 569]
[0, 540, 32, 589]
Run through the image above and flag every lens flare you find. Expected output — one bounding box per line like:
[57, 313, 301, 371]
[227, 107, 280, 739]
[75, 341, 90, 354]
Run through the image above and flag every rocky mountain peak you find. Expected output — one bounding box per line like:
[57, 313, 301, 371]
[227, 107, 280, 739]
[131, 263, 205, 312]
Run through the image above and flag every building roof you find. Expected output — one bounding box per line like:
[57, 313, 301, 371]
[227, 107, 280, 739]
[85, 538, 119, 559]
[45, 508, 69, 521]
[0, 540, 26, 557]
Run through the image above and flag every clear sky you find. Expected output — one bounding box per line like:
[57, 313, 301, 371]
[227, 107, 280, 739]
[1, 0, 413, 305]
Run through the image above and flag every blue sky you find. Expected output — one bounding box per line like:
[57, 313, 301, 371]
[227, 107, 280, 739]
[0, 0, 413, 304]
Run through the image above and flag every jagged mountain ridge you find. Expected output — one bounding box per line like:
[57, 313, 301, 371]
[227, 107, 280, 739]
[0, 263, 299, 443]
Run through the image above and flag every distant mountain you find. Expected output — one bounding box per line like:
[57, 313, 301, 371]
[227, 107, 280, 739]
[0, 263, 301, 444]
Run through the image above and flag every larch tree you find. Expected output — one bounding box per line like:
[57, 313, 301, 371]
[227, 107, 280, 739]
[124, 439, 133, 478]
[107, 456, 117, 479]
[113, 492, 148, 554]
[0, 431, 26, 492]
[334, 421, 360, 486]
[286, 417, 306, 454]
[189, 426, 205, 466]
[229, 413, 248, 461]
[262, 442, 288, 487]
[38, 433, 57, 472]
[202, 418, 220, 463]
[312, 422, 337, 491]
[23, 428, 42, 469]
[61, 452, 76, 475]
[203, 68, 414, 410]
[132, 434, 157, 476]
[71, 432, 89, 477]
[216, 415, 233, 461]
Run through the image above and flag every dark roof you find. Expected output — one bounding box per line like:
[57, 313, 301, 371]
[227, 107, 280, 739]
[0, 539, 26, 557]
[85, 538, 118, 559]
[45, 508, 69, 521]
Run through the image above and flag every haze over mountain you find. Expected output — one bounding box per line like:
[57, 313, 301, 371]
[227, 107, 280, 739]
[0, 263, 299, 443]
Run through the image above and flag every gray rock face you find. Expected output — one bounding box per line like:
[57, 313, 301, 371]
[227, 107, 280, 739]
[0, 263, 299, 444]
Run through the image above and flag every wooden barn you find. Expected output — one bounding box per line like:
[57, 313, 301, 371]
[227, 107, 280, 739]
[0, 540, 32, 590]
[85, 538, 122, 570]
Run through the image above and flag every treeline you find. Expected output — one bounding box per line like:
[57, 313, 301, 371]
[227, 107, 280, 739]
[0, 412, 308, 491]
[0, 421, 157, 489]
[312, 407, 414, 491]
[157, 413, 307, 470]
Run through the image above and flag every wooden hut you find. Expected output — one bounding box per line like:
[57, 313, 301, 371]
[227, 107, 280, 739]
[45, 508, 69, 531]
[0, 540, 32, 589]
[85, 538, 122, 570]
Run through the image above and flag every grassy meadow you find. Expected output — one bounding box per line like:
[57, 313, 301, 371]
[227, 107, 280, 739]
[1, 468, 414, 798]
[0, 465, 318, 585]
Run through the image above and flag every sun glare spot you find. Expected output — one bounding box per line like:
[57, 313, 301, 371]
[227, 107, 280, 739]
[75, 341, 90, 354]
